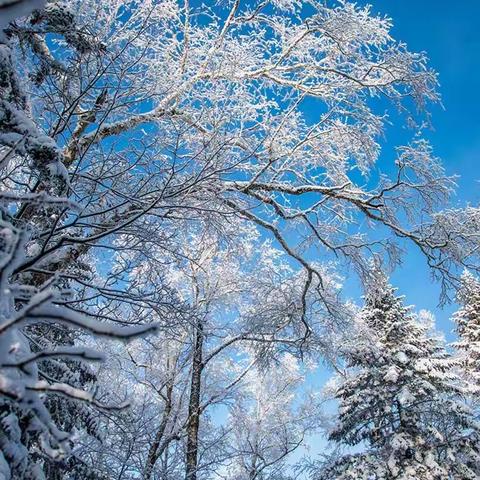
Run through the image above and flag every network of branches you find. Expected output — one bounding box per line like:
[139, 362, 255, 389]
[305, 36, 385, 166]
[1, 0, 479, 479]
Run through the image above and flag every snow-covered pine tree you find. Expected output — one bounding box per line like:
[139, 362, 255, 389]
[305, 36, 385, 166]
[318, 268, 480, 480]
[453, 271, 480, 393]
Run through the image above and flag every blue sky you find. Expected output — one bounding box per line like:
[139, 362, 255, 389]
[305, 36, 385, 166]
[353, 0, 480, 340]
[368, 0, 480, 199]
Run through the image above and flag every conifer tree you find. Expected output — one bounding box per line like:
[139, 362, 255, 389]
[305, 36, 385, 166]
[318, 268, 480, 480]
[453, 271, 480, 393]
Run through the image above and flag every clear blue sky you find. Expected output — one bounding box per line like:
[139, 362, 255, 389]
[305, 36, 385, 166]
[356, 0, 480, 339]
[368, 0, 480, 199]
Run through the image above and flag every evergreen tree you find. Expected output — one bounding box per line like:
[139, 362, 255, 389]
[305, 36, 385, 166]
[318, 269, 480, 479]
[453, 271, 480, 393]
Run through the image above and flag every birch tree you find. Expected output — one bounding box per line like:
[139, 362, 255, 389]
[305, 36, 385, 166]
[11, 0, 479, 328]
[157, 223, 337, 480]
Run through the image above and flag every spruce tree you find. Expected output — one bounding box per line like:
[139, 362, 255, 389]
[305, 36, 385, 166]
[318, 269, 480, 479]
[453, 271, 480, 392]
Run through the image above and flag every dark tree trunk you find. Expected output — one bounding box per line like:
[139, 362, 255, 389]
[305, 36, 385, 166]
[143, 381, 174, 480]
[185, 316, 205, 480]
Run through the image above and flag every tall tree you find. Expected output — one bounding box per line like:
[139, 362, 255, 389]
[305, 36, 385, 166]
[453, 271, 480, 394]
[164, 225, 330, 480]
[0, 3, 156, 477]
[317, 268, 480, 479]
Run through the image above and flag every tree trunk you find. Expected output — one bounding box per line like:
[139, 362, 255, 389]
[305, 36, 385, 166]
[143, 381, 174, 480]
[185, 316, 204, 480]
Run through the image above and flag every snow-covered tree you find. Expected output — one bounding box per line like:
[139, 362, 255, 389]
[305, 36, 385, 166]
[70, 219, 335, 479]
[0, 3, 155, 478]
[317, 268, 480, 479]
[158, 223, 336, 480]
[71, 329, 191, 480]
[453, 271, 480, 394]
[2, 0, 480, 477]
[9, 0, 479, 330]
[225, 354, 318, 480]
